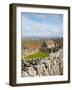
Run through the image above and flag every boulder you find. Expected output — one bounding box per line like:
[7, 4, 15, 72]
[34, 64, 49, 76]
[21, 71, 29, 77]
[26, 67, 37, 77]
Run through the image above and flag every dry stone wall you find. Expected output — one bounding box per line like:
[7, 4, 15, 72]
[21, 48, 63, 77]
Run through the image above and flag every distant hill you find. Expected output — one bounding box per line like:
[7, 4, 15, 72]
[22, 36, 63, 40]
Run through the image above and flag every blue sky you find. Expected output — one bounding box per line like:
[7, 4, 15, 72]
[21, 12, 63, 38]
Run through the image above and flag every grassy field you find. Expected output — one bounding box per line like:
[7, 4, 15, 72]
[24, 52, 48, 60]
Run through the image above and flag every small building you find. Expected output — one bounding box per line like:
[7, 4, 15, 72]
[46, 40, 55, 48]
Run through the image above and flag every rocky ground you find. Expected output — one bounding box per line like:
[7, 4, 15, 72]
[21, 48, 63, 77]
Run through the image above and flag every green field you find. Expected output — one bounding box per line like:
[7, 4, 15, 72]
[24, 52, 48, 60]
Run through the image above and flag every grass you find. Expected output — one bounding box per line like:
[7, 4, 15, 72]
[24, 52, 48, 60]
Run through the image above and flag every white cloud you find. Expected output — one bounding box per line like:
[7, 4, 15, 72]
[21, 14, 63, 38]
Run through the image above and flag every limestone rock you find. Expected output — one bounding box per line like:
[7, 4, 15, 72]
[26, 67, 37, 77]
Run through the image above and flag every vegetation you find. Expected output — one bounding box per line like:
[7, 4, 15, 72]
[24, 52, 48, 60]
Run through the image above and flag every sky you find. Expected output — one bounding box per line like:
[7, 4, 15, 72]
[21, 12, 63, 38]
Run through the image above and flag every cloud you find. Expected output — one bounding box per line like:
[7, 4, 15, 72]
[21, 13, 63, 38]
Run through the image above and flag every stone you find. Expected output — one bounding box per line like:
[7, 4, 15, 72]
[26, 67, 37, 77]
[21, 71, 29, 77]
[34, 64, 49, 76]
